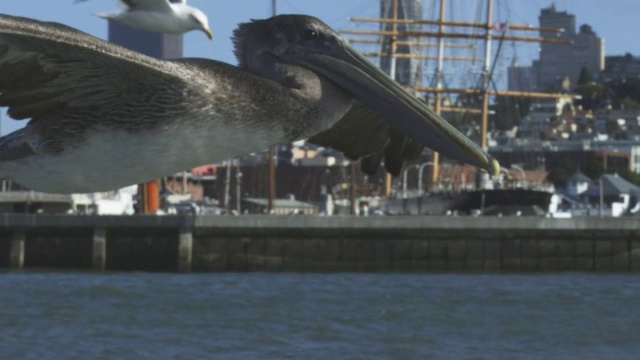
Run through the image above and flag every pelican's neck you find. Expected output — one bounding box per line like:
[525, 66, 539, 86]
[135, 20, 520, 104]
[246, 53, 354, 128]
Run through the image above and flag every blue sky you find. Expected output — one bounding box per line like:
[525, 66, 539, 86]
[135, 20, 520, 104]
[1, 0, 638, 134]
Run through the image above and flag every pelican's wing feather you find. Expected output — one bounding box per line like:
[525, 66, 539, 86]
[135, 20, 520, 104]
[0, 13, 201, 124]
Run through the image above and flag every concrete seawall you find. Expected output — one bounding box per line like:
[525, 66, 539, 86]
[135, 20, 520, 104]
[0, 214, 639, 272]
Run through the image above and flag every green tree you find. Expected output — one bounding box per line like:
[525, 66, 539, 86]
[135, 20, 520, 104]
[620, 169, 640, 185]
[577, 66, 593, 86]
[583, 159, 605, 179]
[493, 96, 531, 131]
[546, 157, 577, 187]
[608, 78, 640, 109]
[574, 66, 604, 110]
[620, 97, 640, 109]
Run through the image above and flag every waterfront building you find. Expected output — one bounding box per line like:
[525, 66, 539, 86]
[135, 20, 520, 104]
[243, 197, 319, 215]
[591, 173, 640, 216]
[516, 97, 574, 139]
[491, 141, 637, 179]
[508, 3, 604, 92]
[379, 0, 423, 86]
[565, 170, 591, 198]
[602, 53, 640, 82]
[508, 59, 537, 92]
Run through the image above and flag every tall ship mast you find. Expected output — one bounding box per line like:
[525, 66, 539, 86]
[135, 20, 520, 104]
[344, 0, 574, 196]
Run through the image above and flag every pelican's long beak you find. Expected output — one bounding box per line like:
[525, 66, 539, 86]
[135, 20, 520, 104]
[287, 39, 499, 176]
[203, 28, 213, 40]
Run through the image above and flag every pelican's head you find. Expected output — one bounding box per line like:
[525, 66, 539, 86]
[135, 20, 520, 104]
[233, 15, 498, 175]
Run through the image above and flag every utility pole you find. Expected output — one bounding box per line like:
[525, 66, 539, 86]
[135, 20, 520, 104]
[236, 160, 242, 214]
[267, 0, 277, 213]
[224, 161, 231, 213]
[350, 162, 357, 215]
[431, 0, 446, 188]
[383, 0, 399, 199]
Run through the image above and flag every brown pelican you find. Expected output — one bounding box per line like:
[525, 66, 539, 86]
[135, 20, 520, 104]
[76, 0, 213, 39]
[0, 13, 498, 193]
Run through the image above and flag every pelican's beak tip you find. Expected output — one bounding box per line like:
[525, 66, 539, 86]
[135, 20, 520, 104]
[490, 158, 500, 178]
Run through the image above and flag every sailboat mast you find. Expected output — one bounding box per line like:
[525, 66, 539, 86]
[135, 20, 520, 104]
[347, 0, 571, 196]
[431, 0, 447, 186]
[481, 0, 493, 151]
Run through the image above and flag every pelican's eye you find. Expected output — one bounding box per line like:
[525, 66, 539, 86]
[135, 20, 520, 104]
[303, 28, 318, 40]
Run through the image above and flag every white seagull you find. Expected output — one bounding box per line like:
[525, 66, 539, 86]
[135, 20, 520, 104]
[77, 0, 213, 39]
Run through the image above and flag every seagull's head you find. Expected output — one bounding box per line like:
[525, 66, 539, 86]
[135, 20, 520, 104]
[189, 9, 213, 40]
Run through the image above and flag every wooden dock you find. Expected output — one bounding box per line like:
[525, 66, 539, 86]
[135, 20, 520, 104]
[0, 214, 639, 272]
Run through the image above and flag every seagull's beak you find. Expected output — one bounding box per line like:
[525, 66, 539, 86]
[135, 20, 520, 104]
[285, 38, 499, 176]
[203, 28, 213, 40]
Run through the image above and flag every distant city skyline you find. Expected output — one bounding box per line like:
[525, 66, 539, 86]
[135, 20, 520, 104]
[509, 3, 605, 92]
[2, 1, 637, 61]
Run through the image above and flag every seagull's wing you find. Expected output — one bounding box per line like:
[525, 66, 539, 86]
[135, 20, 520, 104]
[0, 13, 201, 127]
[120, 0, 174, 12]
[308, 101, 424, 176]
[168, 0, 187, 4]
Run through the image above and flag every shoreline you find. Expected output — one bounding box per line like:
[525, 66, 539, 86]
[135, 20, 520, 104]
[0, 214, 638, 272]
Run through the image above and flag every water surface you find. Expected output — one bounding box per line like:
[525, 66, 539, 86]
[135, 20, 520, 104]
[1, 272, 639, 359]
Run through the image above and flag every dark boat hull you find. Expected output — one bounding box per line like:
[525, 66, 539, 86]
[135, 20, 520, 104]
[386, 189, 553, 216]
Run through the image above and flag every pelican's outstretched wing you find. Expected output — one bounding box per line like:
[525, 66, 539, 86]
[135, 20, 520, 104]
[0, 14, 187, 120]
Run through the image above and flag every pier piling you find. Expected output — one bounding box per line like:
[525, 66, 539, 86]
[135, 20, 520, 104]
[9, 229, 25, 269]
[177, 229, 193, 272]
[92, 228, 107, 271]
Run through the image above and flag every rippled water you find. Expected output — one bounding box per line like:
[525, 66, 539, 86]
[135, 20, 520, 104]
[1, 272, 639, 359]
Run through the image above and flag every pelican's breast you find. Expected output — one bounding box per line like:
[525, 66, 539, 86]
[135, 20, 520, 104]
[3, 112, 287, 193]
